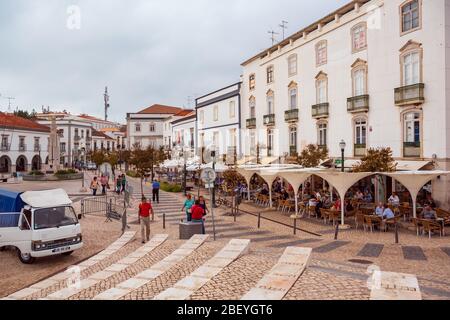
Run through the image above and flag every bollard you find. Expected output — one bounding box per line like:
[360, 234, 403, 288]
[395, 223, 399, 244]
[334, 223, 339, 240]
[293, 218, 297, 235]
[163, 213, 166, 230]
[257, 213, 261, 229]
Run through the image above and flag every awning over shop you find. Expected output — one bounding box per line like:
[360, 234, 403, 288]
[236, 157, 257, 165]
[261, 157, 279, 165]
[201, 162, 228, 173]
[395, 160, 434, 171]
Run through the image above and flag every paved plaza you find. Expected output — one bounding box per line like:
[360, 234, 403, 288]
[1, 174, 450, 300]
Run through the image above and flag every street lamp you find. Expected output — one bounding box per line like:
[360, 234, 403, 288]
[339, 140, 346, 173]
[180, 148, 188, 196]
[211, 150, 217, 208]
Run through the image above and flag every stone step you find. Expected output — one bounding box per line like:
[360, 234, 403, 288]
[369, 271, 422, 300]
[93, 234, 210, 300]
[241, 247, 312, 300]
[154, 239, 251, 300]
[45, 234, 169, 300]
[6, 231, 137, 300]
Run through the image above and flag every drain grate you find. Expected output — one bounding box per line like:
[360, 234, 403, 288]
[348, 259, 373, 265]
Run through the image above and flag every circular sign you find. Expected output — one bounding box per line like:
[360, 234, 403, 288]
[201, 168, 216, 183]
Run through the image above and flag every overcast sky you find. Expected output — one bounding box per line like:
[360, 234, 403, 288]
[0, 0, 348, 123]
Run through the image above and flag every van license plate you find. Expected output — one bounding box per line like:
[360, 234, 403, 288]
[53, 246, 71, 253]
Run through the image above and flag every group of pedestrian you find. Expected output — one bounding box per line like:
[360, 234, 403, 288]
[181, 194, 208, 234]
[90, 173, 127, 196]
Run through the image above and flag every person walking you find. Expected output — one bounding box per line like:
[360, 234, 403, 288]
[152, 179, 160, 204]
[121, 174, 127, 194]
[90, 177, 99, 196]
[181, 194, 195, 222]
[116, 174, 122, 195]
[138, 197, 154, 244]
[191, 200, 206, 234]
[100, 174, 108, 195]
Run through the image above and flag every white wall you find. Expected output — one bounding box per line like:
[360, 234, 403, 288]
[241, 0, 447, 160]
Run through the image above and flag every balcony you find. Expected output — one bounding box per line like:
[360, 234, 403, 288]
[354, 144, 367, 157]
[347, 95, 369, 113]
[34, 144, 41, 152]
[312, 103, 329, 118]
[0, 144, 10, 152]
[395, 83, 425, 106]
[246, 118, 256, 129]
[404, 142, 421, 158]
[74, 135, 81, 142]
[19, 144, 27, 152]
[285, 109, 299, 122]
[263, 114, 276, 126]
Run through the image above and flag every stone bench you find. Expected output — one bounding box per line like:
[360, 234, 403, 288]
[179, 222, 203, 240]
[369, 271, 422, 300]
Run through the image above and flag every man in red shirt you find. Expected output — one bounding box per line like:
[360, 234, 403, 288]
[138, 197, 154, 243]
[191, 200, 206, 235]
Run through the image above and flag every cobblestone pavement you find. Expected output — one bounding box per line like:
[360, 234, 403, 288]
[4, 186, 450, 300]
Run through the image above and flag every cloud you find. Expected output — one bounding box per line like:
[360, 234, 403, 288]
[0, 0, 348, 123]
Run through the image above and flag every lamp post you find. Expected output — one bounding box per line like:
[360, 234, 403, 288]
[211, 150, 217, 208]
[180, 148, 188, 196]
[339, 140, 346, 173]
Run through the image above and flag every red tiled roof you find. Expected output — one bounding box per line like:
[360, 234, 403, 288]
[78, 114, 116, 124]
[138, 104, 183, 115]
[92, 129, 114, 140]
[0, 112, 50, 133]
[173, 109, 194, 117]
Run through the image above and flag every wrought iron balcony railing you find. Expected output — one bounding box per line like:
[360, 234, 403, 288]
[263, 114, 276, 126]
[285, 109, 299, 122]
[312, 103, 329, 118]
[395, 83, 425, 106]
[347, 95, 369, 113]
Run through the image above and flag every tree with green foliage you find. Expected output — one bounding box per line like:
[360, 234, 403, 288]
[297, 144, 329, 168]
[13, 109, 37, 119]
[352, 147, 396, 172]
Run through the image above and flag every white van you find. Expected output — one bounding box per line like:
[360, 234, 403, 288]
[0, 189, 83, 264]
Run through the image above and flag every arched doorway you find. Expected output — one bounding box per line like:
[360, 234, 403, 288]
[0, 156, 11, 173]
[16, 156, 28, 172]
[31, 155, 42, 171]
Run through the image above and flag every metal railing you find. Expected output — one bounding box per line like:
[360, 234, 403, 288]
[0, 145, 10, 151]
[312, 103, 329, 118]
[347, 95, 369, 113]
[246, 118, 256, 129]
[354, 144, 367, 157]
[19, 144, 27, 152]
[285, 109, 299, 122]
[263, 114, 276, 126]
[395, 83, 425, 106]
[81, 196, 118, 217]
[34, 144, 41, 152]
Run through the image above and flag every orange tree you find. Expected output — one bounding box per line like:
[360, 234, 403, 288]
[352, 147, 396, 172]
[297, 144, 329, 168]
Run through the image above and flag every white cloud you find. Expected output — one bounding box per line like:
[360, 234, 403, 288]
[0, 0, 348, 122]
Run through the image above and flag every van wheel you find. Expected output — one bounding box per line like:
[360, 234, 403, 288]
[62, 251, 74, 256]
[18, 251, 35, 264]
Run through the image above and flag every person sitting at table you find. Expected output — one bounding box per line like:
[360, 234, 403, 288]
[260, 184, 269, 196]
[354, 190, 364, 200]
[345, 200, 354, 213]
[331, 198, 341, 211]
[422, 204, 438, 220]
[322, 196, 332, 209]
[280, 189, 289, 200]
[425, 193, 437, 209]
[388, 192, 400, 207]
[382, 204, 395, 220]
[363, 191, 373, 203]
[308, 196, 318, 208]
[375, 202, 384, 217]
[315, 191, 322, 201]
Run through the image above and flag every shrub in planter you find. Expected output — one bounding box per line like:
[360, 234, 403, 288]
[28, 171, 44, 176]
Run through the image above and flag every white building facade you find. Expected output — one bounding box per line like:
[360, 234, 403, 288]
[0, 113, 50, 174]
[172, 113, 197, 155]
[37, 116, 92, 166]
[196, 83, 242, 163]
[127, 105, 183, 150]
[240, 0, 450, 207]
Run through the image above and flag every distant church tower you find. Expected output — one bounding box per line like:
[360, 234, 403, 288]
[48, 116, 61, 172]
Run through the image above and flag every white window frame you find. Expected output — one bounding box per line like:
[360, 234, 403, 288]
[229, 101, 236, 119]
[316, 40, 327, 66]
[288, 54, 298, 77]
[267, 65, 274, 84]
[317, 122, 327, 147]
[249, 97, 256, 118]
[400, 0, 421, 35]
[351, 23, 367, 53]
[213, 105, 219, 122]
[354, 118, 367, 146]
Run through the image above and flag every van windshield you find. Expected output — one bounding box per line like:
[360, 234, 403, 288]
[33, 206, 78, 230]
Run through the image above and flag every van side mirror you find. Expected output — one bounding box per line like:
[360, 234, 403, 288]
[78, 214, 82, 220]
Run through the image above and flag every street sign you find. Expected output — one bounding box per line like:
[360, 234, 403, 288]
[205, 183, 214, 189]
[201, 168, 216, 184]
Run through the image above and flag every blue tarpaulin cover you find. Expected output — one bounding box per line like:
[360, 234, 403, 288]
[0, 189, 24, 213]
